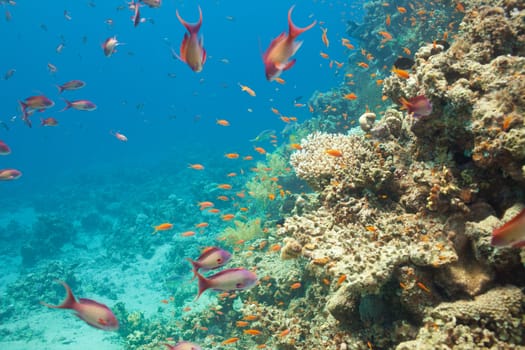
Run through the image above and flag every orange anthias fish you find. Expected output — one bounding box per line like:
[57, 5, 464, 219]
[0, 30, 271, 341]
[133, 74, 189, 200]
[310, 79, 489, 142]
[491, 208, 525, 248]
[175, 6, 206, 72]
[41, 280, 119, 331]
[151, 222, 174, 234]
[262, 5, 316, 81]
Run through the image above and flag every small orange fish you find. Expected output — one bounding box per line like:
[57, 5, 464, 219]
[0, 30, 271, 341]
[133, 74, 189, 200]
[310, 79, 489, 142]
[198, 201, 214, 209]
[195, 222, 209, 228]
[416, 281, 431, 293]
[224, 153, 240, 159]
[254, 147, 266, 155]
[151, 223, 173, 235]
[217, 195, 230, 201]
[325, 149, 343, 157]
[236, 321, 249, 327]
[336, 274, 347, 285]
[279, 329, 290, 337]
[269, 244, 281, 252]
[320, 51, 329, 59]
[238, 83, 256, 97]
[216, 119, 230, 126]
[289, 143, 302, 150]
[188, 163, 205, 170]
[397, 6, 407, 13]
[221, 214, 235, 221]
[273, 77, 286, 84]
[402, 47, 411, 55]
[378, 31, 392, 41]
[243, 155, 253, 160]
[343, 93, 357, 100]
[320, 27, 329, 47]
[222, 337, 240, 345]
[244, 329, 262, 336]
[385, 14, 391, 26]
[357, 62, 369, 69]
[268, 193, 275, 201]
[243, 315, 258, 321]
[392, 66, 410, 79]
[217, 184, 232, 190]
[290, 282, 301, 289]
[181, 231, 196, 237]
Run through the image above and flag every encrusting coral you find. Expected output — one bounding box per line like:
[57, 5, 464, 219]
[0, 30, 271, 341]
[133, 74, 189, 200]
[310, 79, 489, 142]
[268, 1, 525, 348]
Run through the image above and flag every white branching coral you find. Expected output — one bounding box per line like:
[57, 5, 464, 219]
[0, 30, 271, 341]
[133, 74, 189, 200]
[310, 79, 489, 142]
[290, 132, 393, 192]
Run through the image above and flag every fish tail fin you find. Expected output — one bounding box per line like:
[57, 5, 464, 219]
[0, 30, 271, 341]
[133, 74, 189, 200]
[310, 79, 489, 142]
[186, 258, 199, 280]
[176, 6, 202, 34]
[399, 97, 412, 111]
[288, 5, 316, 40]
[60, 99, 72, 112]
[18, 100, 27, 113]
[195, 270, 210, 300]
[40, 280, 76, 310]
[56, 84, 64, 94]
[491, 208, 525, 247]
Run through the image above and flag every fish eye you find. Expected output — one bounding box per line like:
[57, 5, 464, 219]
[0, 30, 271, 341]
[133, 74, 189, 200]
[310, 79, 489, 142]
[217, 258, 222, 262]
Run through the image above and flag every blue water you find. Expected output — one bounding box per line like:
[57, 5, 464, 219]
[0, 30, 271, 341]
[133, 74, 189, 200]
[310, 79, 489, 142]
[0, 1, 366, 348]
[1, 0, 364, 197]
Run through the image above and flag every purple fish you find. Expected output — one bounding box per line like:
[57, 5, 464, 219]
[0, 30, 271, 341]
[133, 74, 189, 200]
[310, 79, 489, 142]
[187, 246, 232, 274]
[61, 99, 97, 112]
[195, 268, 258, 299]
[163, 341, 202, 350]
[400, 95, 432, 117]
[0, 168, 21, 181]
[57, 80, 86, 93]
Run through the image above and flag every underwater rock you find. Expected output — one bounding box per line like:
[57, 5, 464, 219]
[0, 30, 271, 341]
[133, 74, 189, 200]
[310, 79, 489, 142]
[21, 215, 72, 266]
[358, 112, 376, 132]
[280, 237, 303, 260]
[397, 285, 525, 349]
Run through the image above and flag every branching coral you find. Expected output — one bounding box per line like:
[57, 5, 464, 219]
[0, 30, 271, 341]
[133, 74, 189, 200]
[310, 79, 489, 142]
[290, 132, 394, 194]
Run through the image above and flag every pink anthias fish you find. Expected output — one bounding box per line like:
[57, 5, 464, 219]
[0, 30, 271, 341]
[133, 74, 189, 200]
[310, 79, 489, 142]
[0, 169, 21, 180]
[130, 0, 145, 27]
[141, 0, 161, 8]
[0, 140, 11, 155]
[61, 99, 97, 112]
[102, 36, 122, 57]
[262, 5, 316, 81]
[187, 246, 232, 275]
[19, 95, 55, 128]
[195, 268, 258, 300]
[491, 208, 525, 248]
[175, 6, 206, 72]
[41, 117, 59, 127]
[41, 280, 119, 331]
[399, 95, 433, 118]
[57, 80, 86, 93]
[163, 341, 202, 350]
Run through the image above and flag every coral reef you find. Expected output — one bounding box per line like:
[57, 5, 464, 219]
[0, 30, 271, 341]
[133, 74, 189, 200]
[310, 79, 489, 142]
[20, 215, 73, 266]
[264, 1, 525, 348]
[290, 132, 394, 194]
